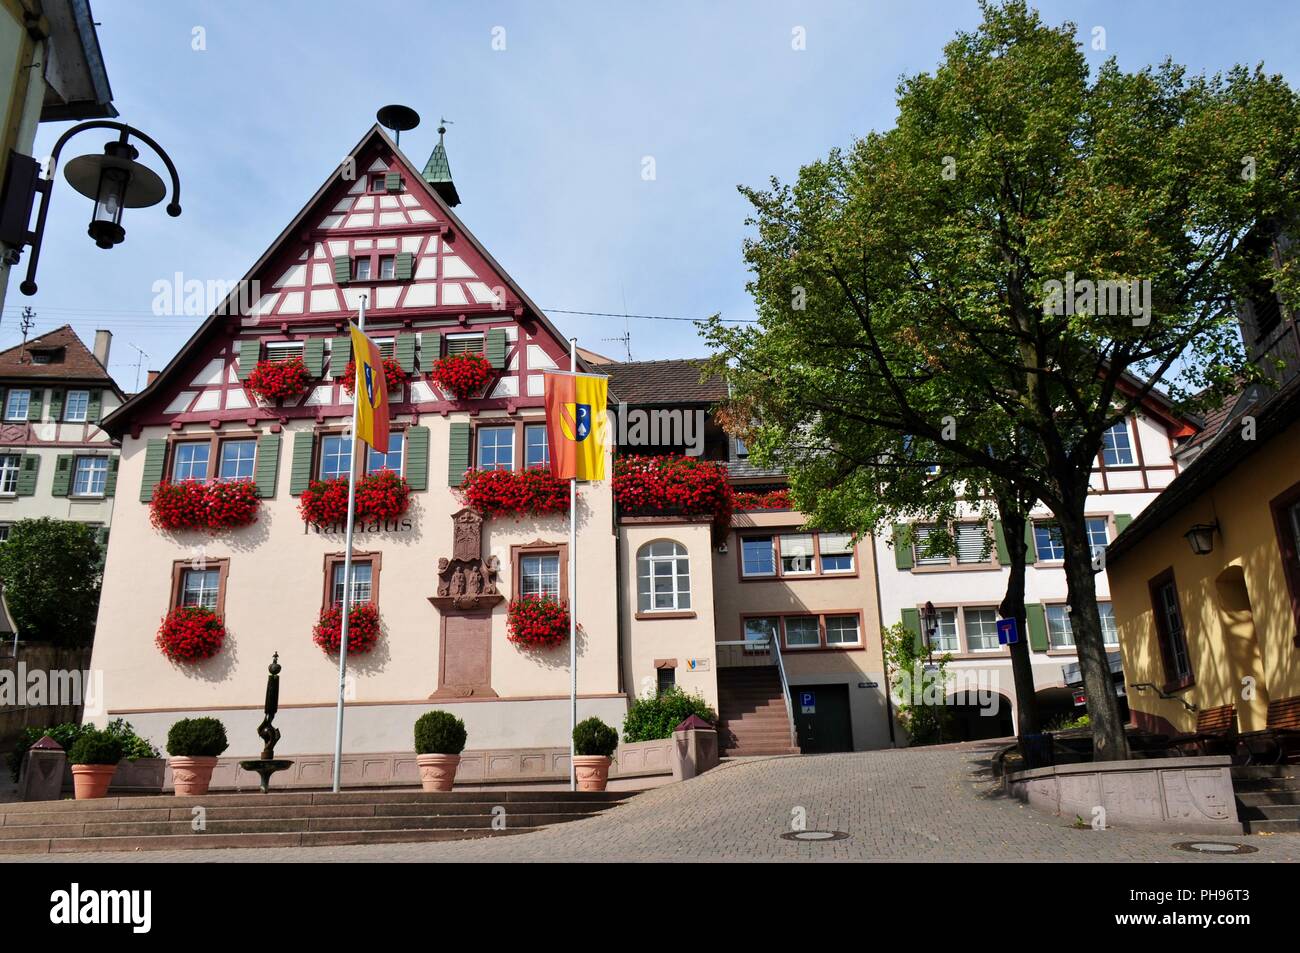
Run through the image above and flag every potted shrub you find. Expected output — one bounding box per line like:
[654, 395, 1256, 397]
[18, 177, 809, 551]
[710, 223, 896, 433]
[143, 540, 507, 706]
[166, 717, 229, 796]
[414, 710, 467, 792]
[68, 729, 125, 800]
[572, 717, 619, 792]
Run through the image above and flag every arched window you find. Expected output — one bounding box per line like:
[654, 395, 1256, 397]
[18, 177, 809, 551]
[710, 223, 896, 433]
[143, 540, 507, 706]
[637, 540, 690, 613]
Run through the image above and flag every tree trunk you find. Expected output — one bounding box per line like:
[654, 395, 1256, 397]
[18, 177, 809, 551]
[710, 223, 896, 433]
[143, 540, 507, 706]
[995, 503, 1040, 738]
[1057, 510, 1130, 761]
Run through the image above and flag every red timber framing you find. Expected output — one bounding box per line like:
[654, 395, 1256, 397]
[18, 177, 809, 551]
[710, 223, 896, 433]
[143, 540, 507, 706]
[101, 126, 587, 439]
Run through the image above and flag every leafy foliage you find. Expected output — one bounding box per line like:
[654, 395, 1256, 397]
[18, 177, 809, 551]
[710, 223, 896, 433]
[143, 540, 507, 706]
[622, 687, 716, 743]
[68, 729, 125, 766]
[165, 717, 229, 758]
[7, 719, 157, 781]
[0, 518, 103, 647]
[573, 717, 619, 757]
[414, 710, 468, 755]
[881, 622, 953, 746]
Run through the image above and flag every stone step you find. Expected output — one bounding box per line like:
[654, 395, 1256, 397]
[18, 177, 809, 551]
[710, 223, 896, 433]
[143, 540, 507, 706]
[1231, 766, 1300, 781]
[1, 826, 535, 855]
[1242, 818, 1300, 834]
[1237, 802, 1300, 821]
[1235, 790, 1300, 807]
[720, 747, 801, 757]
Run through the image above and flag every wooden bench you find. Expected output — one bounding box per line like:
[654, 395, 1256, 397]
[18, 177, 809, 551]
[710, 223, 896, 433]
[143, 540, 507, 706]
[1167, 704, 1237, 757]
[1239, 697, 1300, 765]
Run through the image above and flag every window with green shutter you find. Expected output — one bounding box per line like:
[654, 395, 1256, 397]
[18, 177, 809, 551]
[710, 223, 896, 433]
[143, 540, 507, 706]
[139, 439, 168, 502]
[16, 455, 38, 495]
[395, 252, 414, 281]
[993, 520, 1010, 563]
[303, 338, 325, 378]
[447, 422, 471, 486]
[289, 431, 315, 496]
[1025, 603, 1049, 652]
[48, 389, 64, 422]
[384, 172, 401, 192]
[422, 330, 440, 366]
[394, 333, 416, 373]
[405, 426, 429, 490]
[1114, 513, 1133, 535]
[104, 456, 119, 498]
[255, 433, 281, 498]
[333, 255, 352, 285]
[331, 336, 351, 376]
[1023, 520, 1037, 564]
[892, 524, 913, 570]
[51, 454, 73, 497]
[236, 340, 259, 381]
[900, 607, 922, 644]
[86, 389, 102, 424]
[27, 389, 43, 422]
[485, 328, 507, 369]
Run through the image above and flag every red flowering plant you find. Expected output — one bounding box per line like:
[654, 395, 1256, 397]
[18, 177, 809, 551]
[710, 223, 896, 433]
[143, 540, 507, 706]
[156, 606, 226, 662]
[298, 471, 411, 527]
[313, 601, 382, 655]
[733, 488, 793, 511]
[506, 595, 569, 649]
[247, 355, 312, 402]
[150, 480, 260, 531]
[342, 357, 408, 395]
[431, 352, 494, 400]
[612, 454, 735, 539]
[459, 467, 569, 518]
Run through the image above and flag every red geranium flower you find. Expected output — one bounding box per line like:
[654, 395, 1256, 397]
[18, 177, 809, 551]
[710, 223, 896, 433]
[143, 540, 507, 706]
[313, 601, 381, 655]
[341, 357, 408, 396]
[431, 352, 494, 400]
[298, 471, 411, 527]
[613, 454, 734, 538]
[156, 606, 226, 662]
[506, 595, 569, 649]
[459, 467, 569, 518]
[150, 480, 260, 531]
[247, 356, 312, 402]
[733, 488, 793, 511]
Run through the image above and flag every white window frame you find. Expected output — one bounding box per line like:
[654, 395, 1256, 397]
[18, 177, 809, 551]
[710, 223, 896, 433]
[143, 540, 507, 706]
[218, 439, 257, 483]
[366, 431, 404, 476]
[476, 426, 514, 471]
[4, 389, 30, 421]
[445, 332, 485, 356]
[172, 442, 211, 482]
[180, 568, 221, 609]
[824, 614, 861, 646]
[519, 552, 560, 600]
[264, 341, 304, 363]
[1101, 419, 1136, 467]
[963, 607, 1002, 652]
[0, 454, 20, 495]
[739, 535, 777, 577]
[636, 540, 691, 613]
[782, 615, 821, 649]
[63, 390, 90, 423]
[331, 560, 373, 606]
[72, 456, 108, 497]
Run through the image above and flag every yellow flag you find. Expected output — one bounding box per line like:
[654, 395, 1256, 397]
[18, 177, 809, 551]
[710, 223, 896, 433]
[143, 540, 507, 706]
[544, 371, 607, 481]
[349, 323, 390, 452]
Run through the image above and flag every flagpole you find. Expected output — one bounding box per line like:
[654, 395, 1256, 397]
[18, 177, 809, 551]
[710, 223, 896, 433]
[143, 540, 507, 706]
[331, 294, 366, 793]
[568, 336, 578, 792]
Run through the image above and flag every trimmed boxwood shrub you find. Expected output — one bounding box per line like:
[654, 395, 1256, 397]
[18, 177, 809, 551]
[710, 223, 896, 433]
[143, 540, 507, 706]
[68, 729, 125, 766]
[622, 687, 716, 743]
[165, 717, 229, 758]
[7, 719, 158, 781]
[573, 717, 619, 758]
[414, 710, 467, 755]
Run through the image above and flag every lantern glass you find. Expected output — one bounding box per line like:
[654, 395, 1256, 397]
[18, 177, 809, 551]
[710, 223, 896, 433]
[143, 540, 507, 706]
[1185, 524, 1216, 556]
[88, 166, 130, 249]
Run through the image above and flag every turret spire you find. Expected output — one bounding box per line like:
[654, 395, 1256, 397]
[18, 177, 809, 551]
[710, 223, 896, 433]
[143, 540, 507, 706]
[422, 118, 461, 207]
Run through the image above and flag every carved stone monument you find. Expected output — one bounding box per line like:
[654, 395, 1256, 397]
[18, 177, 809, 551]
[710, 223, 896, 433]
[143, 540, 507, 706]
[430, 508, 499, 698]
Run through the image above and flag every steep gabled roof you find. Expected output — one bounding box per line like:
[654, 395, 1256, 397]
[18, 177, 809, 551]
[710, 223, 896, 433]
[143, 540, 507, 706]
[0, 325, 121, 395]
[605, 358, 727, 405]
[102, 124, 585, 436]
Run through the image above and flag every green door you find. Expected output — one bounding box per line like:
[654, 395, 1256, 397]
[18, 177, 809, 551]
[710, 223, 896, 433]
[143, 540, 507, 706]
[790, 683, 854, 753]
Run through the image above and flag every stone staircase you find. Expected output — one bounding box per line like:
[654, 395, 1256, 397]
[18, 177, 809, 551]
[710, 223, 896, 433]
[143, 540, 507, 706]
[716, 667, 800, 757]
[0, 788, 632, 855]
[1233, 765, 1300, 834]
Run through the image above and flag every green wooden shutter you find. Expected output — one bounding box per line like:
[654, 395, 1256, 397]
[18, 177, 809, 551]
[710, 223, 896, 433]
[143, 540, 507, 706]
[384, 172, 401, 192]
[892, 524, 913, 570]
[1113, 513, 1133, 536]
[1026, 603, 1048, 652]
[303, 338, 325, 378]
[333, 255, 351, 285]
[395, 252, 414, 281]
[51, 454, 73, 497]
[104, 456, 119, 498]
[94, 526, 109, 547]
[331, 336, 352, 375]
[86, 389, 102, 424]
[423, 330, 441, 366]
[1024, 520, 1037, 564]
[48, 389, 64, 422]
[255, 433, 281, 498]
[993, 520, 1010, 563]
[27, 389, 43, 422]
[485, 328, 507, 369]
[16, 455, 38, 495]
[289, 431, 315, 496]
[405, 426, 429, 490]
[447, 422, 471, 486]
[236, 340, 259, 381]
[394, 333, 416, 374]
[900, 607, 922, 642]
[139, 438, 168, 502]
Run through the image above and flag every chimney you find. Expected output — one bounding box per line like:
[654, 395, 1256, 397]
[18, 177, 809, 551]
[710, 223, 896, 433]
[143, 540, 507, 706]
[146, 370, 160, 386]
[93, 329, 112, 367]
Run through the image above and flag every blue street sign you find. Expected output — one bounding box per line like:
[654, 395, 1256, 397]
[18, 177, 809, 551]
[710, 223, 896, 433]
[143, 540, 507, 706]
[997, 617, 1019, 645]
[800, 691, 816, 713]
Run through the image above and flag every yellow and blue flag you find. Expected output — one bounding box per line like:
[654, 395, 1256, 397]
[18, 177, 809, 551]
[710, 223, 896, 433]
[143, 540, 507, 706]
[543, 371, 607, 481]
[349, 322, 390, 453]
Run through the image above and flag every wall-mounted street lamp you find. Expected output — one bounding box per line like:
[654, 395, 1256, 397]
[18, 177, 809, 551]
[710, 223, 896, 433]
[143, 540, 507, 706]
[13, 120, 181, 296]
[1184, 522, 1219, 557]
[921, 600, 938, 663]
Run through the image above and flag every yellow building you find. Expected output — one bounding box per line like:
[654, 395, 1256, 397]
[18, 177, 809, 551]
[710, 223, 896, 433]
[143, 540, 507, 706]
[1107, 373, 1300, 737]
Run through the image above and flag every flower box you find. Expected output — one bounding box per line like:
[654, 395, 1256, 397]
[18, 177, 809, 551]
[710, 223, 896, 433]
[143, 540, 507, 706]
[149, 480, 260, 531]
[506, 595, 569, 649]
[298, 470, 411, 527]
[733, 488, 793, 511]
[613, 454, 734, 536]
[247, 355, 312, 402]
[342, 356, 408, 395]
[431, 352, 494, 400]
[460, 467, 569, 518]
[156, 606, 226, 662]
[313, 601, 382, 655]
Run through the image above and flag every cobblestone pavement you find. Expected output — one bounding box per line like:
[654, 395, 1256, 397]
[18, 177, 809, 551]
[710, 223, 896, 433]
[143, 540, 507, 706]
[14, 743, 1300, 863]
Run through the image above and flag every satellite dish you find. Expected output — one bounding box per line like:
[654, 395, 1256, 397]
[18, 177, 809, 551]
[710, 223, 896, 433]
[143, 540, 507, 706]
[376, 105, 421, 145]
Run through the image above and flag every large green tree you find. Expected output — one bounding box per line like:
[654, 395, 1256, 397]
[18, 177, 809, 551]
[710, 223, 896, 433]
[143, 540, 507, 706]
[705, 1, 1300, 759]
[0, 519, 104, 648]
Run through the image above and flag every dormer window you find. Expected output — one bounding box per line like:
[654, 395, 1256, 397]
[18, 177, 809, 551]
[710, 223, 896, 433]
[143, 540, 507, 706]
[369, 174, 386, 193]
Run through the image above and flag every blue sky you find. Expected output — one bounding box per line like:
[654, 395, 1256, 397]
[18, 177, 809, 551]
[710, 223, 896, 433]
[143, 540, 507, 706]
[10, 1, 1300, 390]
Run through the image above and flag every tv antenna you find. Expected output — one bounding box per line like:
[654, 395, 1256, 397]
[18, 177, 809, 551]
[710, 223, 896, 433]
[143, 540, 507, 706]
[376, 104, 421, 146]
[127, 342, 149, 393]
[18, 307, 35, 363]
[602, 287, 633, 361]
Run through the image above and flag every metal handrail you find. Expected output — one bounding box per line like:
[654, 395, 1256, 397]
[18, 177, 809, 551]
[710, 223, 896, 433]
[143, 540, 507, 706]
[716, 638, 798, 749]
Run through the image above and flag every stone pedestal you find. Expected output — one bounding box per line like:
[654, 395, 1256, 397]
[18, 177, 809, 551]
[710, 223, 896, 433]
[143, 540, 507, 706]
[19, 738, 66, 801]
[672, 728, 719, 781]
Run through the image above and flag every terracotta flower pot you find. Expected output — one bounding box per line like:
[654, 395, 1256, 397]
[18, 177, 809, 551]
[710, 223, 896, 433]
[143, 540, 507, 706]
[70, 764, 118, 800]
[169, 756, 219, 796]
[572, 755, 612, 792]
[416, 753, 461, 792]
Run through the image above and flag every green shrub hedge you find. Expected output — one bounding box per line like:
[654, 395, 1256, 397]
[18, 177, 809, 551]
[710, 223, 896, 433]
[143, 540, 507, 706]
[622, 687, 716, 743]
[7, 719, 158, 781]
[414, 710, 467, 755]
